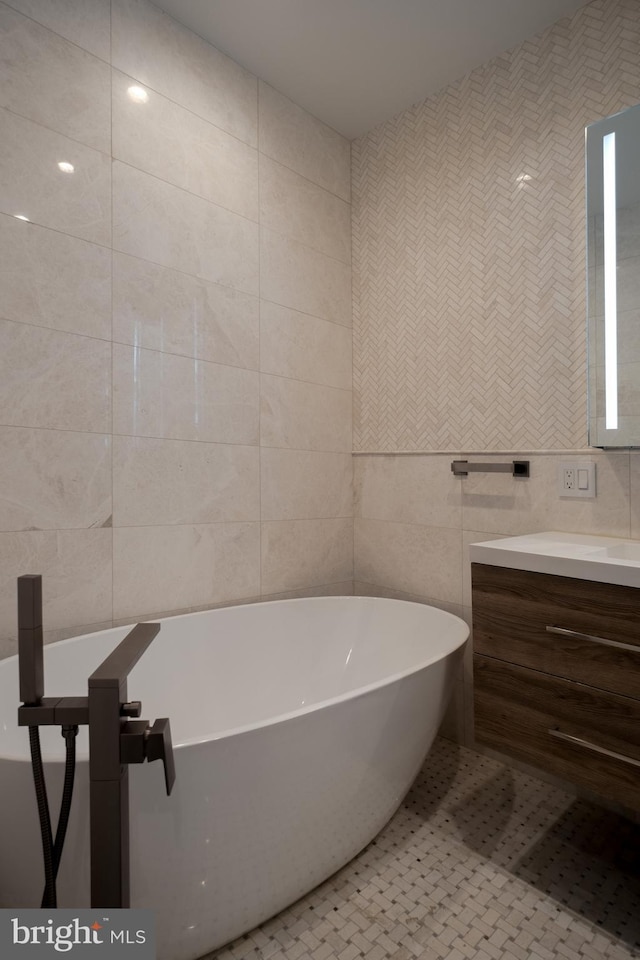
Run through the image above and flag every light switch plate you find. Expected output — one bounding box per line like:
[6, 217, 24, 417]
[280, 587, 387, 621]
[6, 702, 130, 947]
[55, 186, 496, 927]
[557, 461, 596, 498]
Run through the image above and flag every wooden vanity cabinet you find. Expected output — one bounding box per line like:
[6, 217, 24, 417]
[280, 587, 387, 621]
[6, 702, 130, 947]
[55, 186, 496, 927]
[472, 563, 640, 811]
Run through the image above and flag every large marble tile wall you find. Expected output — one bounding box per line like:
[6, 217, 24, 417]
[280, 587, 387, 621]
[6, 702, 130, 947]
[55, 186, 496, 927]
[351, 0, 640, 744]
[0, 0, 353, 657]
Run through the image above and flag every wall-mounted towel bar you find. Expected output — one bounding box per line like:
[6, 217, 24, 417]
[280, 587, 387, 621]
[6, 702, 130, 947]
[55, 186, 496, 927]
[451, 460, 530, 477]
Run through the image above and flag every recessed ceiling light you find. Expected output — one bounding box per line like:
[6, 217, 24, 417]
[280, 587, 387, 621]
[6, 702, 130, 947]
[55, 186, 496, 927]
[14, 214, 29, 221]
[58, 161, 75, 173]
[127, 85, 149, 103]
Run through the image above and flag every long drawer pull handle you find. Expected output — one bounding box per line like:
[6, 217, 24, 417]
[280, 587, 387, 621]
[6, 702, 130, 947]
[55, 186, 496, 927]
[548, 728, 640, 769]
[546, 625, 640, 654]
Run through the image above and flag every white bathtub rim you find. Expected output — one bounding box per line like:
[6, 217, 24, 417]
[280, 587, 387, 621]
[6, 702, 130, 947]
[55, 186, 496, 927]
[0, 595, 468, 758]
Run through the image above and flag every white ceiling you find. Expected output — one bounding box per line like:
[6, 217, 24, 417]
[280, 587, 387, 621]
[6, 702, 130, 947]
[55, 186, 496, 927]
[153, 0, 589, 139]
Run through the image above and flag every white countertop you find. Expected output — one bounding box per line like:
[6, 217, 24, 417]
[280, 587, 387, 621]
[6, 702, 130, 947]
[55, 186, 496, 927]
[469, 531, 640, 588]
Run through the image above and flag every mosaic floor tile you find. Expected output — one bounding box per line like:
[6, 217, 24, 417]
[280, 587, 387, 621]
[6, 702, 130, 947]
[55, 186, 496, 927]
[204, 739, 640, 960]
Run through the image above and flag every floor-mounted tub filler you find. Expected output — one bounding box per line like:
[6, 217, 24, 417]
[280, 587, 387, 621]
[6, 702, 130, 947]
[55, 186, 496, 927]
[0, 596, 469, 960]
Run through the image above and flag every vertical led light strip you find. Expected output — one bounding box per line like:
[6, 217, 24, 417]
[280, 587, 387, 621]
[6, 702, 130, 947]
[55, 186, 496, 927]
[603, 131, 618, 430]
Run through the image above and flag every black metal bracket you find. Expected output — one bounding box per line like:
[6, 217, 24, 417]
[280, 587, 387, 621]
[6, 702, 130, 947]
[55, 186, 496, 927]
[18, 697, 89, 727]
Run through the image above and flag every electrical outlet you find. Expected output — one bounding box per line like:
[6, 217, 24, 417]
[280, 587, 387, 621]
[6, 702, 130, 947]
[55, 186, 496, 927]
[558, 462, 596, 499]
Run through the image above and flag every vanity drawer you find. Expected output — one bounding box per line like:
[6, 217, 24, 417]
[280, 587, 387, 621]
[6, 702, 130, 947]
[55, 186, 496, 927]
[472, 563, 640, 699]
[474, 655, 640, 810]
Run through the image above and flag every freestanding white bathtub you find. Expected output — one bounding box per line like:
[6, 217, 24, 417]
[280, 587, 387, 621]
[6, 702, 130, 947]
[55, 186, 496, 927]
[0, 596, 468, 960]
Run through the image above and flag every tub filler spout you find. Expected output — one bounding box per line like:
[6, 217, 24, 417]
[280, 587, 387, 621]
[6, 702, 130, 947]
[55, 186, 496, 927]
[16, 574, 175, 909]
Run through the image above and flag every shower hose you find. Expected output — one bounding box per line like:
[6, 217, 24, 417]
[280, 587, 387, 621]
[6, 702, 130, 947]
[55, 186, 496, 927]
[28, 723, 79, 908]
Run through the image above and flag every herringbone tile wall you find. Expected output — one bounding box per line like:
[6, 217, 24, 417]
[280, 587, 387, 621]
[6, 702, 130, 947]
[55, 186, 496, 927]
[353, 0, 640, 453]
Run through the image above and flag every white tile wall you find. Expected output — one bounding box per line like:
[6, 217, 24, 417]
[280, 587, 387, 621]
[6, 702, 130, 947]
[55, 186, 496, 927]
[259, 156, 351, 263]
[0, 529, 113, 656]
[2, 0, 111, 60]
[112, 522, 261, 621]
[260, 301, 352, 390]
[260, 375, 352, 453]
[112, 437, 260, 526]
[0, 427, 111, 532]
[258, 81, 351, 202]
[0, 320, 111, 432]
[111, 0, 257, 145]
[0, 4, 111, 150]
[0, 109, 111, 244]
[112, 252, 259, 369]
[355, 514, 462, 606]
[260, 450, 352, 522]
[0, 215, 112, 339]
[261, 518, 354, 595]
[260, 228, 352, 326]
[112, 162, 259, 292]
[0, 0, 352, 655]
[111, 70, 259, 220]
[112, 345, 260, 443]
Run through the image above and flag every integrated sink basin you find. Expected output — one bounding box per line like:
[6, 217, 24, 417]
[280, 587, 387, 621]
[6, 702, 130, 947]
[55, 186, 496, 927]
[590, 541, 640, 562]
[469, 531, 640, 587]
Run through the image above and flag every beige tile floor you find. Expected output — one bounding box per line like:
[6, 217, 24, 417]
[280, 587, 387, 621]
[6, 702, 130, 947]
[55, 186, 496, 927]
[205, 738, 639, 960]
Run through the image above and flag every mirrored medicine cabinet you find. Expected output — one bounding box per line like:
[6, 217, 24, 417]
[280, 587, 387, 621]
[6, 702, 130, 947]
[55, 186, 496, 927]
[587, 102, 640, 447]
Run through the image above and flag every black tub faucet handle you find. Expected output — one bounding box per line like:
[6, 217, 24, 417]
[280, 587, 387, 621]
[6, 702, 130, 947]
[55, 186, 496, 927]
[146, 718, 176, 796]
[120, 716, 176, 797]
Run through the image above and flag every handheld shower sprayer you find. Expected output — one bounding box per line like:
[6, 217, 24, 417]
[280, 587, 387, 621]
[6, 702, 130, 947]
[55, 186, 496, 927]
[17, 574, 74, 907]
[18, 574, 44, 707]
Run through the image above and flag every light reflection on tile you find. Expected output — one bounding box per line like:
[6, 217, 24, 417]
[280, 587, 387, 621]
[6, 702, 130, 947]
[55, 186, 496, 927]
[112, 252, 258, 369]
[113, 343, 259, 444]
[0, 108, 111, 245]
[0, 0, 355, 648]
[112, 70, 258, 220]
[111, 0, 257, 146]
